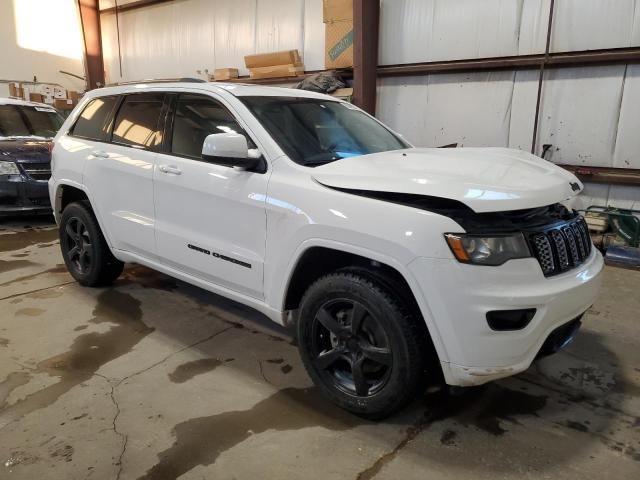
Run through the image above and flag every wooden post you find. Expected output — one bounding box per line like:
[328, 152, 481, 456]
[352, 0, 380, 115]
[78, 0, 105, 89]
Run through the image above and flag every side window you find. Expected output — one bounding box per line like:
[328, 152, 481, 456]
[171, 94, 254, 159]
[70, 96, 118, 141]
[112, 93, 165, 148]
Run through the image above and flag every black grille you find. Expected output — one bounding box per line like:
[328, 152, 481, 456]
[21, 163, 51, 181]
[529, 216, 592, 277]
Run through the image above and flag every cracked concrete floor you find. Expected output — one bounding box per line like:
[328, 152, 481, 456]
[1, 217, 639, 480]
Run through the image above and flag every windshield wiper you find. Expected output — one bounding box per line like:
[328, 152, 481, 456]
[303, 157, 342, 166]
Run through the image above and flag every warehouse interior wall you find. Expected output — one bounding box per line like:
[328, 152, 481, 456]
[0, 0, 86, 97]
[99, 0, 325, 81]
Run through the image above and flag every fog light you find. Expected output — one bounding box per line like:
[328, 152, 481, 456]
[486, 308, 536, 331]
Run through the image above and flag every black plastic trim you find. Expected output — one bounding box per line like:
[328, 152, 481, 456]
[486, 308, 537, 331]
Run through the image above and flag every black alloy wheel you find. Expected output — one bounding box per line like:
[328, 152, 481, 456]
[311, 299, 393, 397]
[297, 272, 430, 419]
[63, 216, 93, 275]
[59, 201, 124, 287]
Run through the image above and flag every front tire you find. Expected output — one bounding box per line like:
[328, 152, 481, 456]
[297, 272, 428, 419]
[59, 201, 123, 287]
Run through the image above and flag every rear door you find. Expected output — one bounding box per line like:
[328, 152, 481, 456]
[153, 92, 268, 299]
[81, 92, 166, 257]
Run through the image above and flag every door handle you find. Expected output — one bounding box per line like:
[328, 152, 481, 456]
[91, 150, 109, 158]
[159, 165, 182, 175]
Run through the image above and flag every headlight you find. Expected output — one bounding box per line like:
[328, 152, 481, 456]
[0, 160, 20, 175]
[444, 233, 531, 266]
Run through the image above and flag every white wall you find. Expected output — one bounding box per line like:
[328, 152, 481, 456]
[99, 0, 324, 82]
[0, 0, 86, 97]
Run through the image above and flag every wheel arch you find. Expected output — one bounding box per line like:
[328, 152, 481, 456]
[279, 241, 449, 369]
[54, 182, 90, 216]
[54, 181, 115, 249]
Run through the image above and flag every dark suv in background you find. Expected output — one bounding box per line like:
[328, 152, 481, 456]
[0, 98, 63, 216]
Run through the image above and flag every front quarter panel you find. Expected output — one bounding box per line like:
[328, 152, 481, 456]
[263, 159, 463, 356]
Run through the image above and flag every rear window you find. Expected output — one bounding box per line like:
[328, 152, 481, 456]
[112, 93, 165, 148]
[71, 96, 119, 141]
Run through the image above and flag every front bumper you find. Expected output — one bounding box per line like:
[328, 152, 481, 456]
[0, 175, 52, 216]
[408, 248, 604, 386]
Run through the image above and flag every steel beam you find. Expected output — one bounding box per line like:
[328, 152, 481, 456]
[558, 165, 640, 187]
[78, 0, 105, 89]
[352, 0, 380, 115]
[99, 0, 174, 14]
[376, 47, 640, 77]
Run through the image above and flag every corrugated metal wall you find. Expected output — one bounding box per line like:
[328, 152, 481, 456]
[99, 0, 640, 209]
[99, 0, 324, 79]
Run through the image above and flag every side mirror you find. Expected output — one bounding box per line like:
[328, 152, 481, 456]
[201, 133, 259, 169]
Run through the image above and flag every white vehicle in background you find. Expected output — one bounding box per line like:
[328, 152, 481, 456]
[49, 81, 602, 418]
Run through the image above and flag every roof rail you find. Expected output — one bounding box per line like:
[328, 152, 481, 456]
[106, 77, 207, 86]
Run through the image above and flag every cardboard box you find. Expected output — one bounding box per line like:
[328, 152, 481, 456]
[245, 49, 302, 69]
[54, 98, 75, 111]
[53, 86, 67, 99]
[248, 64, 304, 79]
[68, 91, 81, 103]
[331, 87, 353, 101]
[36, 84, 54, 96]
[212, 68, 239, 81]
[29, 93, 45, 103]
[325, 20, 353, 68]
[323, 0, 352, 22]
[9, 83, 24, 99]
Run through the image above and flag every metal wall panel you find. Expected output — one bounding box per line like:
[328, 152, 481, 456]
[507, 69, 539, 152]
[572, 183, 640, 210]
[535, 65, 626, 167]
[379, 0, 527, 65]
[377, 65, 634, 169]
[551, 0, 639, 52]
[101, 0, 216, 82]
[255, 0, 304, 54]
[613, 65, 640, 169]
[377, 71, 517, 148]
[303, 0, 325, 70]
[517, 0, 550, 55]
[213, 0, 257, 76]
[100, 0, 310, 82]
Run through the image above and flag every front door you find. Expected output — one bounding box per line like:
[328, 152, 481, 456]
[153, 93, 268, 299]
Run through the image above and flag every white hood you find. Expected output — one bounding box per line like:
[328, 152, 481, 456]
[312, 147, 582, 213]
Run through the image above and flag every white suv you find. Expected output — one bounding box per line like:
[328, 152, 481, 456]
[49, 82, 603, 418]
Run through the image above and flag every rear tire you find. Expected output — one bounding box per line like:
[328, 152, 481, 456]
[59, 201, 123, 287]
[296, 272, 428, 419]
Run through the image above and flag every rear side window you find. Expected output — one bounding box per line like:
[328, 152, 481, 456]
[170, 94, 253, 159]
[71, 96, 118, 141]
[112, 93, 165, 148]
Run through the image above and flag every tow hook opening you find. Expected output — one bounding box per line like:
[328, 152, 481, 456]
[486, 308, 537, 331]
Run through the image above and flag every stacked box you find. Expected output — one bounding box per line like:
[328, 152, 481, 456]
[324, 0, 353, 69]
[244, 49, 304, 80]
[54, 98, 75, 111]
[212, 68, 239, 81]
[29, 93, 45, 103]
[9, 83, 24, 98]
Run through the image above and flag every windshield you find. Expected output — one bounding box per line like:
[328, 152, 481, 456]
[240, 96, 409, 166]
[0, 104, 64, 139]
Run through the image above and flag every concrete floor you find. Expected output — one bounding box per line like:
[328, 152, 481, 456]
[1, 217, 639, 480]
